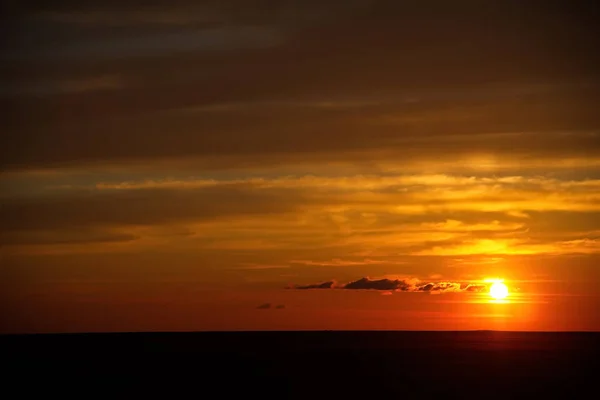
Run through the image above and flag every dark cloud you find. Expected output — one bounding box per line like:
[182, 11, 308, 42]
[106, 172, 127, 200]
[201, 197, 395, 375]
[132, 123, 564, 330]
[0, 184, 309, 234]
[419, 283, 435, 292]
[291, 277, 488, 293]
[462, 284, 487, 292]
[0, 182, 324, 247]
[294, 281, 335, 290]
[257, 303, 285, 310]
[344, 277, 411, 291]
[417, 282, 460, 292]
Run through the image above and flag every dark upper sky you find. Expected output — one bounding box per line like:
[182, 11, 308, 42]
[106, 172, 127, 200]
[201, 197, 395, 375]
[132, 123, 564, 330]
[2, 0, 599, 169]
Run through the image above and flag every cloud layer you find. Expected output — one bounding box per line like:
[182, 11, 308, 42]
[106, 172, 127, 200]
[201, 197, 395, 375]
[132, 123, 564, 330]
[1, 1, 598, 268]
[2, 172, 598, 257]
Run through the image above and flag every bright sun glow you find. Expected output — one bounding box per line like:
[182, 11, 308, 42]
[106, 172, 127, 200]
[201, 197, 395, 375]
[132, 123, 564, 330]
[489, 281, 509, 300]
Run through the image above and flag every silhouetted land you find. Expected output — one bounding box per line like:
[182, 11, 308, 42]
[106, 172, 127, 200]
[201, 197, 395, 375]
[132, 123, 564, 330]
[3, 331, 598, 398]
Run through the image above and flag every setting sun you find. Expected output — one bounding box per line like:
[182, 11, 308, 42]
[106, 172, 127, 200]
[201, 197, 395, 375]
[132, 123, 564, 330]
[490, 282, 509, 300]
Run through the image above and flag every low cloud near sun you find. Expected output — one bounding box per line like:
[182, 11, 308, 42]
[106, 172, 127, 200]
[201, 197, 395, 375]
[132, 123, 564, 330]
[292, 277, 487, 294]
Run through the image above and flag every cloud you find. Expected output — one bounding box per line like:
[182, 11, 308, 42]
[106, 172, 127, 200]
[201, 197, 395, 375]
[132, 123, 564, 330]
[9, 173, 600, 216]
[463, 284, 488, 292]
[291, 277, 488, 294]
[344, 277, 411, 291]
[33, 174, 600, 194]
[0, 184, 309, 233]
[256, 303, 285, 309]
[294, 281, 336, 290]
[413, 238, 600, 256]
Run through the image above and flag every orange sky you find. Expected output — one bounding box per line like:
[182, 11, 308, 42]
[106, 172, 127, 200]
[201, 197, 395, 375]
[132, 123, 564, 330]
[1, 1, 600, 333]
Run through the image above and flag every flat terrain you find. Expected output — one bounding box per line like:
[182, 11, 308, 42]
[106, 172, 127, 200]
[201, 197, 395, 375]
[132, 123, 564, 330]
[3, 331, 598, 398]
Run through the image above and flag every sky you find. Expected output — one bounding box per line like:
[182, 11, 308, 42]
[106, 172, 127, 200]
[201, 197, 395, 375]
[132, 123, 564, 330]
[1, 0, 599, 333]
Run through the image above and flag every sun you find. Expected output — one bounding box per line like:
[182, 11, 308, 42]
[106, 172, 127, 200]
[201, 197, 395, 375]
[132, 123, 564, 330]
[489, 281, 509, 300]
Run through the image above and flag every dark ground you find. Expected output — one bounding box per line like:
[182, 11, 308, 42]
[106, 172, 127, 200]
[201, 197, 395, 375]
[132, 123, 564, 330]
[2, 331, 598, 398]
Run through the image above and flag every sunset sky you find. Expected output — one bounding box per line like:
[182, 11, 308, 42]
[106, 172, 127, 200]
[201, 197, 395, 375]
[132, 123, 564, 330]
[1, 1, 599, 333]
